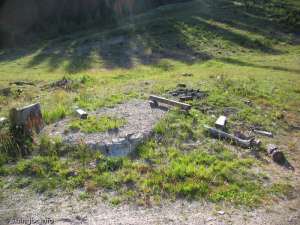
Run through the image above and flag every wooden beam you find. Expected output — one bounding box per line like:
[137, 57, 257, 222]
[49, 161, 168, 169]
[204, 125, 253, 148]
[149, 95, 191, 111]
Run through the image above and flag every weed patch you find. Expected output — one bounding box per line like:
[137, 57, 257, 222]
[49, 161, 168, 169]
[69, 116, 126, 133]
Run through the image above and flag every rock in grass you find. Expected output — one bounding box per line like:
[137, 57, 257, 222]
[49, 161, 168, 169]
[9, 103, 44, 134]
[0, 117, 7, 126]
[215, 115, 227, 130]
[267, 144, 285, 164]
[75, 109, 88, 119]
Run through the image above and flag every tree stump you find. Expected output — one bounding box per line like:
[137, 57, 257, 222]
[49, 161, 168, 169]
[9, 103, 44, 134]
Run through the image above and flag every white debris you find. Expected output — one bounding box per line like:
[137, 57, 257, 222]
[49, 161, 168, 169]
[215, 115, 227, 130]
[76, 109, 88, 119]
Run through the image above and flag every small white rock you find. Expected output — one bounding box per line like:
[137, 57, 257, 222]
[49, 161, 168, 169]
[215, 116, 227, 130]
[218, 210, 225, 215]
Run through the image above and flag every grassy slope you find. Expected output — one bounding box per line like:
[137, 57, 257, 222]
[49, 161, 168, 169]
[0, 0, 300, 207]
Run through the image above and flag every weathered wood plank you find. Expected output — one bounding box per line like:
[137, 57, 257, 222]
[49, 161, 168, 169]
[149, 95, 191, 111]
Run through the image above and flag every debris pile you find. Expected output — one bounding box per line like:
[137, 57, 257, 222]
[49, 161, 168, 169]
[169, 87, 208, 102]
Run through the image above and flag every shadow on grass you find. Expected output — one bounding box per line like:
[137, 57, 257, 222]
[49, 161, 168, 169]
[0, 0, 298, 73]
[219, 58, 300, 74]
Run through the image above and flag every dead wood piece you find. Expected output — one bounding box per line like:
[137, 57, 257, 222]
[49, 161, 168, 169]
[267, 144, 285, 164]
[149, 95, 191, 111]
[169, 88, 208, 101]
[149, 100, 158, 108]
[9, 103, 44, 134]
[204, 125, 253, 148]
[10, 81, 34, 86]
[253, 129, 273, 137]
[50, 78, 72, 88]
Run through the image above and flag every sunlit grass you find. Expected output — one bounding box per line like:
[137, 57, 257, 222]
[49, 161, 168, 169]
[69, 116, 126, 133]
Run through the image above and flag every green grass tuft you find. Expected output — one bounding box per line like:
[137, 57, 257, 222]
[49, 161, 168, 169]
[69, 116, 126, 133]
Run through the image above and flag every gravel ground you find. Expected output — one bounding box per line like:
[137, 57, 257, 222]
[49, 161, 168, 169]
[42, 100, 166, 156]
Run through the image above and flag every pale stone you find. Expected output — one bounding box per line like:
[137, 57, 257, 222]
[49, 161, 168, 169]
[215, 115, 227, 130]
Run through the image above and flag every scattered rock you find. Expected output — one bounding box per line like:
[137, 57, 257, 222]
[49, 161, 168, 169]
[267, 144, 285, 164]
[215, 115, 227, 130]
[206, 217, 215, 222]
[244, 99, 252, 106]
[75, 109, 88, 119]
[217, 210, 225, 215]
[66, 170, 78, 177]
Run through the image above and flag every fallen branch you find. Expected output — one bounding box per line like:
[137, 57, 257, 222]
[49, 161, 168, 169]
[253, 129, 273, 137]
[204, 125, 254, 148]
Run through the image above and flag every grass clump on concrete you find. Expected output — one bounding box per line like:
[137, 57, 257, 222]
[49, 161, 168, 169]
[69, 116, 126, 133]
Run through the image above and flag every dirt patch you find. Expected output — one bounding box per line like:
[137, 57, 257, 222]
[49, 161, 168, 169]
[42, 100, 166, 156]
[1, 188, 299, 225]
